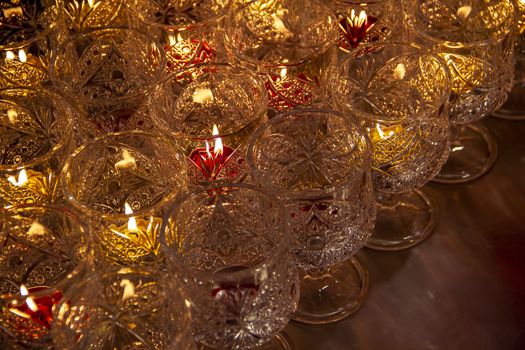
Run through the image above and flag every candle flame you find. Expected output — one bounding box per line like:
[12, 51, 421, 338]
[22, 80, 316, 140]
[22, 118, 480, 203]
[457, 5, 472, 20]
[124, 202, 138, 233]
[7, 109, 17, 123]
[393, 63, 406, 80]
[120, 279, 136, 301]
[376, 124, 394, 140]
[9, 308, 31, 319]
[115, 149, 137, 171]
[20, 285, 29, 296]
[18, 49, 27, 63]
[280, 67, 287, 77]
[272, 9, 293, 38]
[26, 296, 38, 312]
[8, 169, 28, 187]
[212, 124, 223, 157]
[5, 50, 15, 60]
[27, 221, 47, 236]
[168, 33, 184, 46]
[192, 88, 214, 104]
[88, 0, 95, 7]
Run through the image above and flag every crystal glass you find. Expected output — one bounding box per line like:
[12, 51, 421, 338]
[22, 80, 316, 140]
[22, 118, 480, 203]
[162, 184, 299, 349]
[0, 0, 61, 88]
[149, 63, 267, 187]
[493, 0, 525, 119]
[49, 27, 166, 141]
[223, 0, 337, 115]
[0, 204, 91, 349]
[330, 0, 402, 56]
[62, 131, 188, 267]
[247, 109, 375, 324]
[0, 87, 75, 208]
[406, 0, 516, 183]
[333, 42, 451, 250]
[52, 267, 196, 350]
[56, 0, 129, 42]
[126, 0, 231, 73]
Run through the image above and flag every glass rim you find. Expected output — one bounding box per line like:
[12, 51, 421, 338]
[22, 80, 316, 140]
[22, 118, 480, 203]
[246, 108, 372, 200]
[406, 0, 517, 48]
[125, 0, 233, 31]
[160, 182, 290, 280]
[0, 203, 91, 298]
[0, 0, 62, 51]
[0, 86, 74, 171]
[62, 130, 186, 221]
[223, 0, 337, 68]
[152, 62, 268, 140]
[335, 41, 452, 125]
[49, 26, 167, 100]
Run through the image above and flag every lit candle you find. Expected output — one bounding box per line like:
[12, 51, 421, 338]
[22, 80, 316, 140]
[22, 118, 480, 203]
[102, 202, 162, 264]
[188, 125, 244, 182]
[211, 266, 260, 315]
[338, 9, 378, 51]
[368, 123, 415, 168]
[0, 169, 50, 207]
[7, 285, 63, 337]
[265, 68, 315, 112]
[2, 48, 47, 87]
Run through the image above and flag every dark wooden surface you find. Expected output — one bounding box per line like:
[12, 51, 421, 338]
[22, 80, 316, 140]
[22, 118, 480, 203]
[284, 115, 525, 350]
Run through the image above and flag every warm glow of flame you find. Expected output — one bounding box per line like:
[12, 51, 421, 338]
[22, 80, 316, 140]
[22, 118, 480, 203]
[3, 7, 23, 19]
[120, 279, 136, 301]
[272, 9, 292, 37]
[8, 169, 28, 187]
[115, 149, 137, 171]
[168, 32, 184, 46]
[212, 124, 223, 157]
[20, 285, 29, 296]
[26, 297, 38, 312]
[375, 124, 394, 140]
[125, 202, 138, 233]
[457, 5, 472, 20]
[5, 50, 15, 60]
[193, 88, 214, 104]
[18, 49, 27, 63]
[349, 9, 368, 28]
[280, 67, 287, 77]
[88, 0, 95, 7]
[27, 221, 47, 236]
[7, 109, 17, 123]
[393, 63, 406, 80]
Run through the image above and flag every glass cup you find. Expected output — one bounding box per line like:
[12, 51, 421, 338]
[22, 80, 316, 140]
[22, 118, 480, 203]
[149, 63, 267, 187]
[49, 27, 166, 141]
[161, 183, 299, 349]
[0, 87, 75, 208]
[333, 42, 451, 250]
[0, 204, 91, 349]
[126, 0, 231, 73]
[493, 0, 525, 119]
[405, 0, 516, 183]
[52, 267, 196, 350]
[0, 0, 61, 88]
[224, 0, 338, 115]
[56, 0, 129, 42]
[247, 109, 375, 324]
[62, 131, 188, 267]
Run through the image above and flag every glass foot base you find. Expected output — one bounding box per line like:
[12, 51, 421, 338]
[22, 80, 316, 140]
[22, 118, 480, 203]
[292, 257, 368, 325]
[492, 83, 525, 120]
[433, 122, 498, 184]
[366, 189, 436, 251]
[197, 333, 292, 350]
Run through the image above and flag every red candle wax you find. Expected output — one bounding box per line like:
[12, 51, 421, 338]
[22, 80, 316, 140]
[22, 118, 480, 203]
[11, 286, 63, 329]
[338, 12, 378, 50]
[265, 72, 316, 112]
[164, 37, 216, 73]
[188, 142, 244, 182]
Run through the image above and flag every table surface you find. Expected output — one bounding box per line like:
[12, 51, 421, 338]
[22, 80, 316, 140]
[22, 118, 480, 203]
[284, 115, 525, 350]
